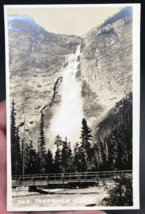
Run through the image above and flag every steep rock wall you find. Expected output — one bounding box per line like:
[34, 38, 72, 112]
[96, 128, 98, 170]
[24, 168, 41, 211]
[9, 16, 81, 149]
[9, 12, 133, 150]
[79, 14, 132, 130]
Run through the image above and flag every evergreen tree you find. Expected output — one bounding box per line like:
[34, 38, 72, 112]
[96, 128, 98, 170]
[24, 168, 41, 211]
[107, 130, 118, 170]
[45, 149, 53, 173]
[54, 135, 62, 148]
[124, 98, 132, 170]
[100, 142, 107, 170]
[67, 142, 73, 172]
[54, 149, 61, 173]
[20, 140, 30, 175]
[93, 93, 132, 172]
[38, 111, 46, 173]
[61, 139, 73, 172]
[80, 118, 93, 167]
[61, 140, 68, 172]
[91, 151, 98, 171]
[11, 100, 16, 145]
[25, 141, 37, 174]
[53, 135, 62, 173]
[114, 125, 128, 170]
[23, 142, 30, 171]
[74, 142, 80, 172]
[74, 142, 86, 172]
[11, 100, 21, 175]
[103, 143, 108, 170]
[102, 174, 133, 206]
[96, 141, 103, 170]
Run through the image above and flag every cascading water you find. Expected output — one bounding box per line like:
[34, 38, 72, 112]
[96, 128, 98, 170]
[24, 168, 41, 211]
[50, 45, 84, 147]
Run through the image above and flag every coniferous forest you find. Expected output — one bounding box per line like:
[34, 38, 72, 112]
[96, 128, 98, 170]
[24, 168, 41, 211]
[11, 93, 132, 176]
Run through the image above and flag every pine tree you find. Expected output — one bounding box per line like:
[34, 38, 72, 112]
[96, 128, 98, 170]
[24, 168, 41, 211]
[11, 100, 16, 145]
[74, 142, 80, 172]
[74, 142, 86, 172]
[91, 150, 98, 171]
[54, 149, 61, 173]
[54, 135, 62, 148]
[61, 140, 68, 172]
[108, 130, 118, 170]
[116, 125, 131, 170]
[78, 147, 87, 172]
[11, 100, 21, 175]
[53, 135, 62, 173]
[67, 142, 73, 172]
[115, 136, 125, 170]
[102, 142, 108, 170]
[80, 118, 93, 167]
[61, 139, 73, 173]
[20, 139, 31, 175]
[94, 93, 133, 172]
[102, 174, 133, 206]
[45, 149, 53, 173]
[100, 142, 107, 170]
[96, 142, 103, 170]
[38, 111, 46, 173]
[24, 141, 37, 174]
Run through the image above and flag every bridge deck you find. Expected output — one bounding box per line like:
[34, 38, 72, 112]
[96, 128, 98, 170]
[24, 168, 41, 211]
[12, 170, 132, 187]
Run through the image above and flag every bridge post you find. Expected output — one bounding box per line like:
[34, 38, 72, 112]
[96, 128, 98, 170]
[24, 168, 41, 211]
[85, 172, 87, 181]
[18, 176, 22, 182]
[18, 176, 22, 186]
[45, 175, 48, 181]
[31, 175, 35, 181]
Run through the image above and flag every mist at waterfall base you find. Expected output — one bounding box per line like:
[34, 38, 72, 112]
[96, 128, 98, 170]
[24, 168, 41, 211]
[48, 45, 84, 151]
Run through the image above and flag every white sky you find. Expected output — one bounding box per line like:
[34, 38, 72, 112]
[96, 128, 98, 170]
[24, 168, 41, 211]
[7, 6, 123, 36]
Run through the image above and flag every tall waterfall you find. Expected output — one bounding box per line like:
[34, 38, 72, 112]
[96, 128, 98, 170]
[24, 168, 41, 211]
[50, 45, 84, 147]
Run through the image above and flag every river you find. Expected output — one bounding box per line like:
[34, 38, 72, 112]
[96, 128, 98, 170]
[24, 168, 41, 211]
[12, 186, 109, 207]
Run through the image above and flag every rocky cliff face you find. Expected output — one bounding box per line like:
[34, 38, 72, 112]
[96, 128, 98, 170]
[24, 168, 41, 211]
[9, 7, 133, 150]
[79, 14, 132, 128]
[9, 15, 81, 149]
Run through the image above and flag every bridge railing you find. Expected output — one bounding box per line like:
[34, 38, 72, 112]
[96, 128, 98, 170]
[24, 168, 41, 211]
[12, 170, 132, 183]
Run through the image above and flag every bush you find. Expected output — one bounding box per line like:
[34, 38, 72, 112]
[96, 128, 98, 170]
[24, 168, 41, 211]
[102, 174, 133, 206]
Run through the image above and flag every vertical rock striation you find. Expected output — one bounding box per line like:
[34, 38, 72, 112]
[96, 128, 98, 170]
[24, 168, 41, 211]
[9, 7, 133, 150]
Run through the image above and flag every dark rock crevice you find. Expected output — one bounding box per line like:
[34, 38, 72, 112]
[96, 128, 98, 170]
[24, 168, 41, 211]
[52, 77, 63, 101]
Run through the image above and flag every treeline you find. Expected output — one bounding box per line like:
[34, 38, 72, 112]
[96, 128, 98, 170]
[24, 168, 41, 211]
[98, 27, 114, 37]
[11, 95, 132, 175]
[99, 6, 133, 28]
[94, 94, 132, 171]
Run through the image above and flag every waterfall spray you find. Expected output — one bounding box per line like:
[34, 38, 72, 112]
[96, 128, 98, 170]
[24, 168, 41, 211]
[50, 45, 84, 147]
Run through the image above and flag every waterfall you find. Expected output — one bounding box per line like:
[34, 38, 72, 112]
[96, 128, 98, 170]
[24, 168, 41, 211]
[50, 44, 84, 147]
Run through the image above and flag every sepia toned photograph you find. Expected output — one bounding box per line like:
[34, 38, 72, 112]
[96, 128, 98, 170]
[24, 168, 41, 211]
[4, 4, 140, 211]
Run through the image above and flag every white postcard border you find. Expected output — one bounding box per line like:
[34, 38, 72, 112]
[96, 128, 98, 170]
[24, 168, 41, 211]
[4, 3, 140, 211]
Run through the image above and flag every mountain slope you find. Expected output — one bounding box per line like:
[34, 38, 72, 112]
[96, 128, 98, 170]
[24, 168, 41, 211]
[9, 15, 82, 149]
[93, 92, 132, 144]
[79, 7, 132, 128]
[92, 92, 132, 171]
[9, 7, 133, 151]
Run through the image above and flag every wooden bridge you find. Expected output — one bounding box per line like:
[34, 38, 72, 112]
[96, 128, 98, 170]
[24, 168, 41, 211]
[12, 170, 132, 188]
